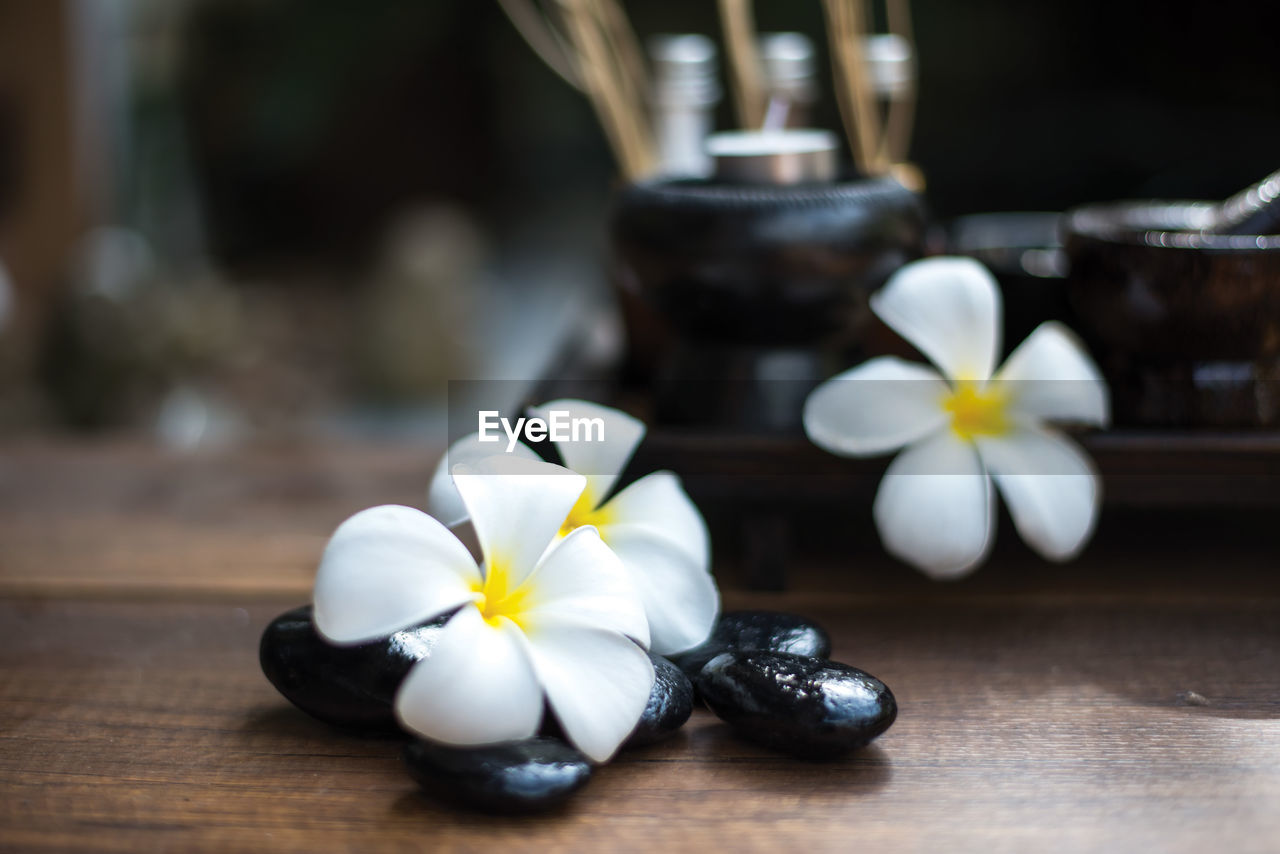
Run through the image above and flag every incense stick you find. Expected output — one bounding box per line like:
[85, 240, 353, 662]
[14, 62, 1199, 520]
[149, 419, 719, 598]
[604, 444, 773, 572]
[882, 0, 917, 166]
[496, 0, 582, 90]
[717, 0, 766, 129]
[557, 0, 654, 179]
[502, 0, 919, 183]
[593, 0, 650, 110]
[823, 0, 887, 175]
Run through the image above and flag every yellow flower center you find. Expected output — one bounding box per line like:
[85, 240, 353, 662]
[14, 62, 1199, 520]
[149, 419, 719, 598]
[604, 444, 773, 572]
[475, 485, 620, 632]
[557, 487, 615, 538]
[472, 558, 532, 630]
[943, 381, 1010, 440]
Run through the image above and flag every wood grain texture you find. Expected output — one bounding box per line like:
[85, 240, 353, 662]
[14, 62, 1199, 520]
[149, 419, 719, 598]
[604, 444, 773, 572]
[2, 597, 1278, 853]
[2, 440, 1280, 852]
[6, 438, 1280, 601]
[0, 439, 432, 598]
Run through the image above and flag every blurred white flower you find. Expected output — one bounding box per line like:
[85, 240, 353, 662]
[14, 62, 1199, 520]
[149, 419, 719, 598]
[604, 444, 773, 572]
[804, 257, 1109, 578]
[428, 399, 718, 656]
[314, 457, 654, 763]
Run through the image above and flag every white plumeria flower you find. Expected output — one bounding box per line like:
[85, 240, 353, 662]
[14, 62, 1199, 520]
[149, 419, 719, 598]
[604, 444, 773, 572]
[427, 399, 718, 656]
[313, 456, 655, 763]
[803, 257, 1110, 578]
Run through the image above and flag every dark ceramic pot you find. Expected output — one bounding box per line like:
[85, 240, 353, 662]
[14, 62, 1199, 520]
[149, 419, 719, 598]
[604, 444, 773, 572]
[611, 177, 926, 431]
[1065, 201, 1280, 426]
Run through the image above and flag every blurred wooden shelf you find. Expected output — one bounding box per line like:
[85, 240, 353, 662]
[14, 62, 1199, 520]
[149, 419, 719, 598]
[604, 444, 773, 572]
[632, 428, 1280, 508]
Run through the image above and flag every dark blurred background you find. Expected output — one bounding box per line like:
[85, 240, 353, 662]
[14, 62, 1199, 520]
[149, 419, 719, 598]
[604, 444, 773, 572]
[1, 0, 1277, 445]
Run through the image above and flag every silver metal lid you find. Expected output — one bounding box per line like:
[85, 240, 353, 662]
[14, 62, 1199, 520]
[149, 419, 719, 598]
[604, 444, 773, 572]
[862, 34, 914, 98]
[759, 32, 817, 104]
[648, 34, 721, 107]
[708, 129, 839, 184]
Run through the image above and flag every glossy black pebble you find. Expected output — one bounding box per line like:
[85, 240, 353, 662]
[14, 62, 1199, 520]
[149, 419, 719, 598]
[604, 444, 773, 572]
[403, 737, 592, 814]
[259, 604, 448, 732]
[626, 653, 695, 747]
[670, 610, 832, 681]
[697, 651, 896, 757]
[539, 653, 694, 748]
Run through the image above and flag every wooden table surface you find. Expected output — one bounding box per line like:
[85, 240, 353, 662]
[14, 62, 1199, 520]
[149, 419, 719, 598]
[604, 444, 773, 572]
[2, 439, 1279, 853]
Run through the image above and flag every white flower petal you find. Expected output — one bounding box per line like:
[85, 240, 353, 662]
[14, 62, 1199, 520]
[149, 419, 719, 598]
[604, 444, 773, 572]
[873, 430, 995, 578]
[452, 456, 586, 586]
[394, 606, 543, 746]
[528, 399, 645, 508]
[313, 505, 480, 644]
[595, 524, 720, 655]
[976, 424, 1100, 562]
[996, 322, 1110, 427]
[521, 620, 655, 762]
[803, 357, 952, 457]
[520, 526, 650, 647]
[425, 432, 541, 528]
[870, 257, 1002, 382]
[596, 472, 709, 567]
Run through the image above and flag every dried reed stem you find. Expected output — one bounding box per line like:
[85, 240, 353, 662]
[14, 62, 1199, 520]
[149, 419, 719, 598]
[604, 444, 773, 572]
[496, 0, 582, 90]
[823, 0, 887, 174]
[717, 0, 766, 129]
[881, 0, 917, 165]
[557, 0, 654, 179]
[593, 0, 650, 109]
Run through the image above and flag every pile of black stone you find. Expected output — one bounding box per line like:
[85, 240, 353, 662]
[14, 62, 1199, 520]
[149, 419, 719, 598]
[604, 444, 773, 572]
[260, 608, 896, 814]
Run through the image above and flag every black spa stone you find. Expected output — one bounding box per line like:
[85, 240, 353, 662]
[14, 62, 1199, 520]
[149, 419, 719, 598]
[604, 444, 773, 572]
[403, 737, 592, 813]
[697, 651, 896, 757]
[625, 653, 695, 748]
[539, 652, 694, 749]
[259, 604, 449, 733]
[670, 610, 832, 681]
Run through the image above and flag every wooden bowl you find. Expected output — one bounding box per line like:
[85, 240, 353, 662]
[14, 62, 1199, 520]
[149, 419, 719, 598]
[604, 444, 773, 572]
[1064, 201, 1280, 426]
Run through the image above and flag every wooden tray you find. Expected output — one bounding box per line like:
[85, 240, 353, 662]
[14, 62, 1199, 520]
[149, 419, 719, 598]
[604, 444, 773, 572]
[631, 428, 1280, 509]
[532, 340, 1280, 586]
[626, 426, 1280, 589]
